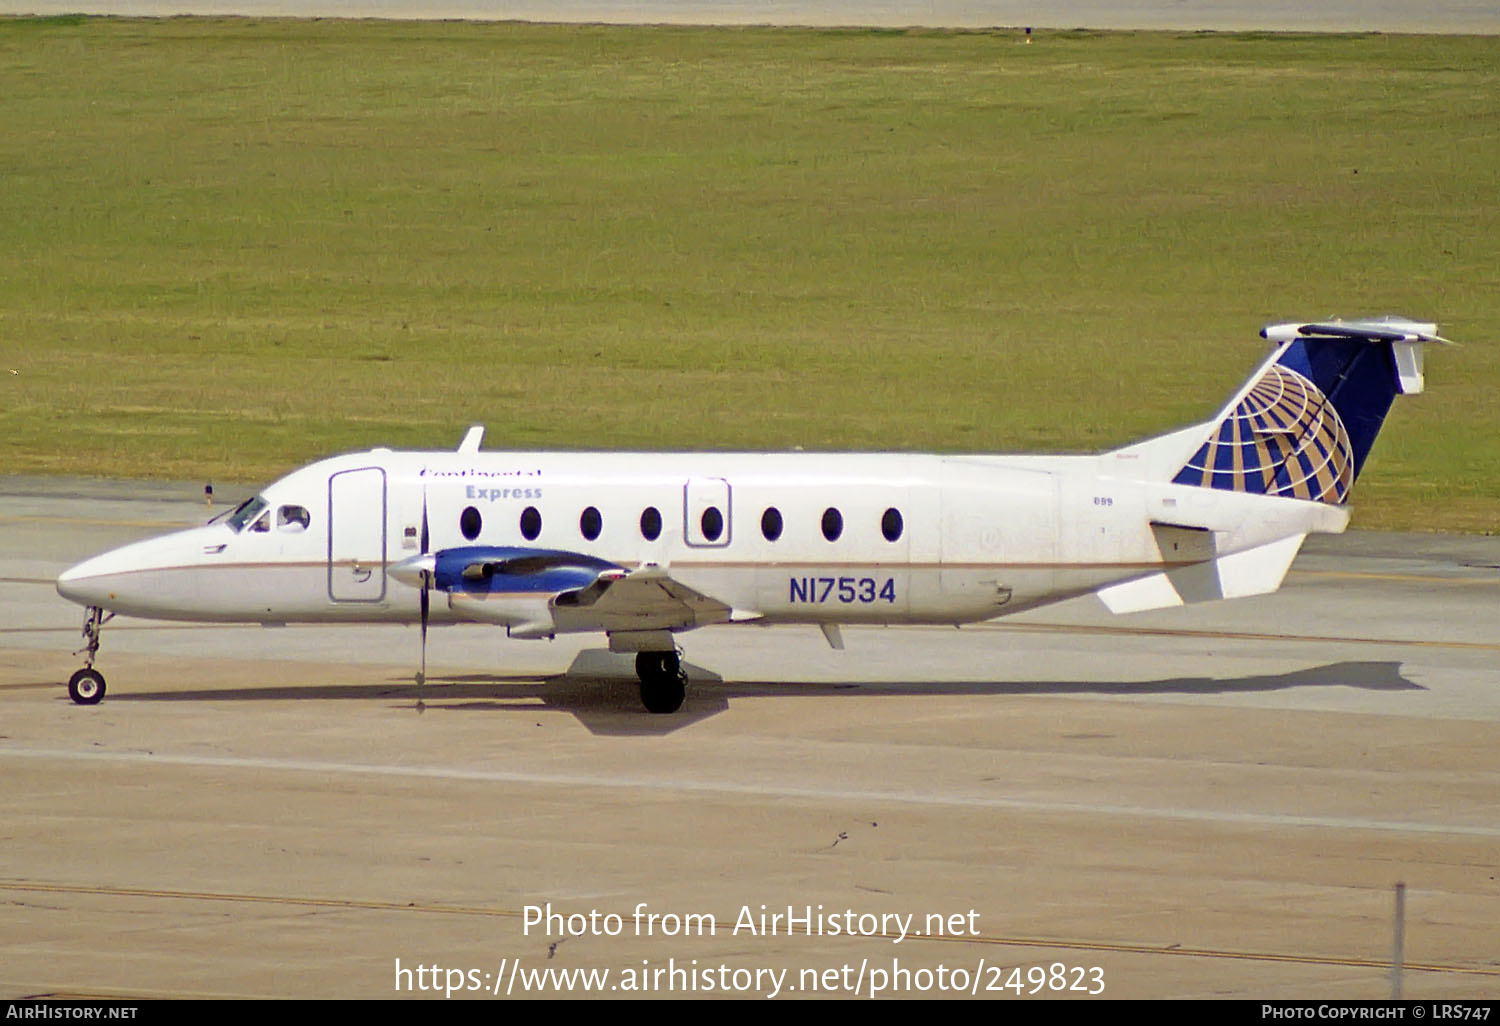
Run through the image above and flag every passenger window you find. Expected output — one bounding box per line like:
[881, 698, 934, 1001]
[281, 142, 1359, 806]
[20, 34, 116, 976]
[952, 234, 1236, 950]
[520, 506, 542, 541]
[821, 507, 843, 541]
[580, 506, 602, 541]
[277, 505, 311, 532]
[881, 507, 903, 542]
[460, 506, 482, 541]
[640, 506, 662, 541]
[701, 506, 724, 542]
[761, 507, 783, 541]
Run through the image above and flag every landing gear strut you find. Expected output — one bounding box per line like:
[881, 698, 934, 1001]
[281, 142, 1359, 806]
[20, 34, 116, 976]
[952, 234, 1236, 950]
[635, 650, 687, 714]
[67, 606, 112, 705]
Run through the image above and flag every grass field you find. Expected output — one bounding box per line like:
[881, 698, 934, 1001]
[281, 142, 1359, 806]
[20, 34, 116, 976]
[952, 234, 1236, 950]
[0, 18, 1496, 530]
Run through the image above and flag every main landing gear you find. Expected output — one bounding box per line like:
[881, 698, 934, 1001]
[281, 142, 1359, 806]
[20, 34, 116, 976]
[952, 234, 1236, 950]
[67, 606, 112, 705]
[635, 650, 687, 714]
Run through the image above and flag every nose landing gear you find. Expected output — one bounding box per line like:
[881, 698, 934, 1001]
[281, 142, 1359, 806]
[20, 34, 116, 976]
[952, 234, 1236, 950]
[67, 606, 112, 705]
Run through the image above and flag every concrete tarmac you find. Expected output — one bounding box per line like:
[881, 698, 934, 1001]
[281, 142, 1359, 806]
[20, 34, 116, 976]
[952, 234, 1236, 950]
[2, 477, 1498, 999]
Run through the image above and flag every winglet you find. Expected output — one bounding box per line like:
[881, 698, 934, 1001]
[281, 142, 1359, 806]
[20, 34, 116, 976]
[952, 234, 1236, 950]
[457, 425, 485, 454]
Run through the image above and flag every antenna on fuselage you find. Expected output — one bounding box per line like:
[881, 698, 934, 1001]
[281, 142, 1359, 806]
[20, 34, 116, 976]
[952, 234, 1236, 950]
[457, 425, 484, 454]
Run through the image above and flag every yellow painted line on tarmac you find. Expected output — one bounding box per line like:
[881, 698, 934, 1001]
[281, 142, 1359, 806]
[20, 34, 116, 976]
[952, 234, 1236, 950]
[1290, 568, 1499, 586]
[1, 879, 516, 919]
[947, 933, 1500, 978]
[4, 880, 1495, 979]
[0, 623, 261, 634]
[977, 620, 1500, 653]
[0, 515, 200, 529]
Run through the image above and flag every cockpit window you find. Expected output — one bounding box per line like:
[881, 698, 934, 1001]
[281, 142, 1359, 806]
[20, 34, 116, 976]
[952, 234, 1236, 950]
[250, 512, 271, 533]
[278, 505, 311, 531]
[226, 496, 268, 533]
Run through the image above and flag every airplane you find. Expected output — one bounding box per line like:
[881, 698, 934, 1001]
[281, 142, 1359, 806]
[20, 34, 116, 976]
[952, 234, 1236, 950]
[55, 316, 1447, 713]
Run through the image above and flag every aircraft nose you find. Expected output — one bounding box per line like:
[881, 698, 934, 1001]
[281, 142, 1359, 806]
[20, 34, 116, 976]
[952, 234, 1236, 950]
[57, 554, 115, 607]
[55, 527, 211, 615]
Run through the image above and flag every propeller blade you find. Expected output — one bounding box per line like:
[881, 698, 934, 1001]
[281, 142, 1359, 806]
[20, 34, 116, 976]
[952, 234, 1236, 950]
[418, 583, 428, 687]
[416, 495, 430, 689]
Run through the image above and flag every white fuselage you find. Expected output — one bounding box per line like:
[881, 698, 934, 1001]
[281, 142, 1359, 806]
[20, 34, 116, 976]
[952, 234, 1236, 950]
[56, 444, 1347, 635]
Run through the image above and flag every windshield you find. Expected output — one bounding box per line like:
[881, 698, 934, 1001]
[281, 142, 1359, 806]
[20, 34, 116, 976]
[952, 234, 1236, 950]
[225, 495, 268, 533]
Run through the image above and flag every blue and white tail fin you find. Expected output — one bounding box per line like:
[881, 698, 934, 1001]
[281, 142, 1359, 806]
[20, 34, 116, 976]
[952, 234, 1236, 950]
[1097, 317, 1445, 615]
[1170, 317, 1448, 505]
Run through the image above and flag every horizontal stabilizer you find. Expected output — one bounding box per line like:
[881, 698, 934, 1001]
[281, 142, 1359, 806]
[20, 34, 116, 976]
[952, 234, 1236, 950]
[1097, 534, 1306, 614]
[1259, 316, 1451, 397]
[1259, 317, 1452, 346]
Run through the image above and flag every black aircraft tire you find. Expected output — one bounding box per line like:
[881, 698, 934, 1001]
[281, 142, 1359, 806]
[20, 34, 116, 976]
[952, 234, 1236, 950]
[635, 650, 679, 679]
[639, 674, 686, 715]
[67, 668, 106, 705]
[635, 651, 685, 714]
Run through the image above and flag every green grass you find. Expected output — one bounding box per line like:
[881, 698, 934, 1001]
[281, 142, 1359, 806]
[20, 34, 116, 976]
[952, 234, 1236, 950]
[0, 18, 1496, 530]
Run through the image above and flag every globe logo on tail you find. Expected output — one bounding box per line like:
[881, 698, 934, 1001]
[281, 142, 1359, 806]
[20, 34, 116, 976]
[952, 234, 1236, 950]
[1174, 364, 1354, 505]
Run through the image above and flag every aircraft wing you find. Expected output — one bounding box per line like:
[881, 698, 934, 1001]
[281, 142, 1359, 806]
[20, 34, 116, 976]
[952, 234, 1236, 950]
[551, 562, 738, 634]
[391, 546, 742, 638]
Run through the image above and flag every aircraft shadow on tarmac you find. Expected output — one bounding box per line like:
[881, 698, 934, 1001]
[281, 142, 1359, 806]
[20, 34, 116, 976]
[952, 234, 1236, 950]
[108, 655, 1421, 737]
